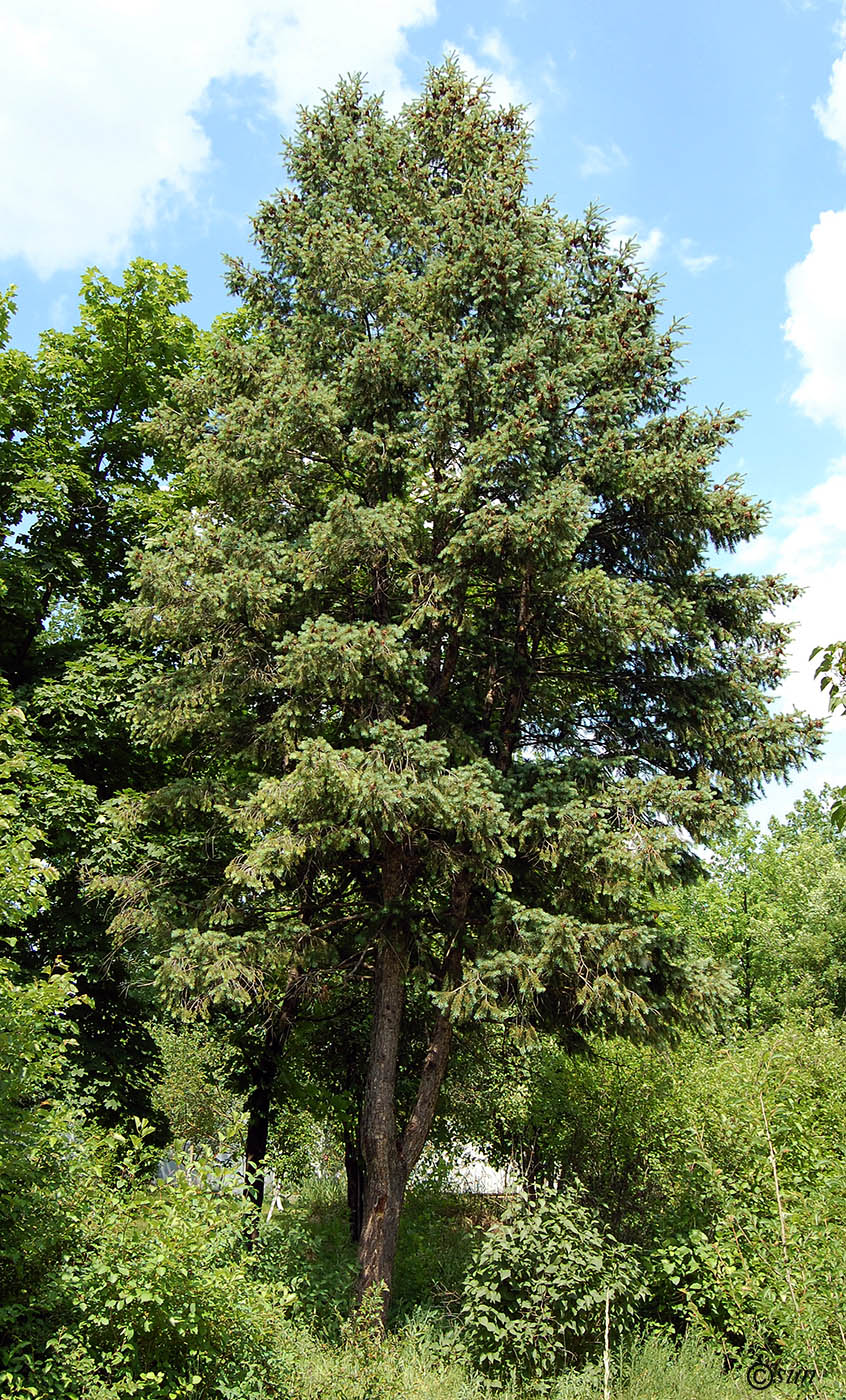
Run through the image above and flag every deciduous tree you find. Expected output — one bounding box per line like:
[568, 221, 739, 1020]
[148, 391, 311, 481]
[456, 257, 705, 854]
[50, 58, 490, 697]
[669, 791, 846, 1025]
[0, 260, 196, 688]
[0, 263, 199, 1127]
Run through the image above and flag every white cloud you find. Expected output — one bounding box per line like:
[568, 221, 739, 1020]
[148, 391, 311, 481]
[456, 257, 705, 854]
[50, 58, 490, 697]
[0, 0, 436, 278]
[677, 238, 718, 275]
[540, 56, 564, 99]
[785, 209, 846, 433]
[737, 467, 846, 717]
[814, 49, 846, 154]
[784, 22, 846, 433]
[449, 31, 532, 115]
[479, 30, 512, 68]
[578, 142, 627, 178]
[608, 215, 664, 266]
[737, 466, 846, 821]
[737, 468, 846, 723]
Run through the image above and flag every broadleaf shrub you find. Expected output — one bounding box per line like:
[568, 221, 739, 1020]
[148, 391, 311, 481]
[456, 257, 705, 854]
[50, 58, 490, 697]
[461, 1184, 642, 1378]
[647, 1025, 846, 1382]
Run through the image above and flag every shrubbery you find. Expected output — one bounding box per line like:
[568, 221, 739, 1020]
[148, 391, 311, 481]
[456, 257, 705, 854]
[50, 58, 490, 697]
[650, 1024, 846, 1381]
[461, 1184, 642, 1378]
[445, 1022, 846, 1385]
[4, 947, 846, 1396]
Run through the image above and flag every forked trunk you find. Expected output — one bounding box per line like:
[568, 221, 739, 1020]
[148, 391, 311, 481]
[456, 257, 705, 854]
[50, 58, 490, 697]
[355, 865, 467, 1322]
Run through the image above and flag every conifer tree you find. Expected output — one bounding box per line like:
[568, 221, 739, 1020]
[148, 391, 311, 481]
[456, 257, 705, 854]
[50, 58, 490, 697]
[106, 63, 820, 1313]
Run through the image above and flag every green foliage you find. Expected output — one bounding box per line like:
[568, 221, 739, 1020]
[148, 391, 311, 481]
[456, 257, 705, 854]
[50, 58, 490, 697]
[0, 957, 87, 1371]
[445, 1030, 680, 1244]
[461, 1184, 642, 1377]
[390, 1184, 490, 1322]
[0, 671, 103, 945]
[0, 1323, 789, 1400]
[2, 957, 843, 1395]
[557, 1331, 752, 1400]
[0, 960, 283, 1400]
[249, 1167, 492, 1331]
[258, 1181, 359, 1328]
[1, 260, 197, 687]
[666, 792, 846, 1025]
[648, 1024, 846, 1381]
[150, 1019, 243, 1148]
[0, 1122, 300, 1400]
[2, 63, 843, 1397]
[0, 953, 79, 1191]
[55, 1143, 275, 1393]
[27, 642, 160, 797]
[812, 642, 846, 827]
[446, 998, 846, 1380]
[0, 261, 202, 1139]
[0, 692, 59, 926]
[107, 64, 820, 1024]
[86, 74, 822, 1321]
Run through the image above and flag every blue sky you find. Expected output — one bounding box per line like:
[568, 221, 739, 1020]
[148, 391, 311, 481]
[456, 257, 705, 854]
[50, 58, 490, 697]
[2, 0, 846, 822]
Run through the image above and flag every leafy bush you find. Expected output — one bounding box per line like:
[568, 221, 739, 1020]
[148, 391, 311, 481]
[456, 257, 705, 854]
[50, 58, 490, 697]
[444, 1030, 682, 1247]
[0, 955, 87, 1360]
[648, 1024, 846, 1383]
[0, 1107, 298, 1398]
[450, 1019, 846, 1378]
[461, 1184, 643, 1378]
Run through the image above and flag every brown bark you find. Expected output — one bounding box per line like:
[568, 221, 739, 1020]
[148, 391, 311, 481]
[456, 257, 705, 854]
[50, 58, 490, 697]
[356, 845, 408, 1316]
[399, 914, 465, 1173]
[355, 863, 468, 1323]
[355, 1153, 407, 1321]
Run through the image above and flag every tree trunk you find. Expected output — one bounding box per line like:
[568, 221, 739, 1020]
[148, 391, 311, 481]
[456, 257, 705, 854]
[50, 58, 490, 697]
[356, 849, 408, 1318]
[242, 972, 305, 1230]
[244, 1022, 283, 1213]
[356, 1153, 408, 1317]
[355, 864, 467, 1323]
[344, 1123, 367, 1243]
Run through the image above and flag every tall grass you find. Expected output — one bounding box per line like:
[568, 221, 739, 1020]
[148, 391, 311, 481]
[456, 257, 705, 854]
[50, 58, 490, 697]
[268, 1322, 835, 1400]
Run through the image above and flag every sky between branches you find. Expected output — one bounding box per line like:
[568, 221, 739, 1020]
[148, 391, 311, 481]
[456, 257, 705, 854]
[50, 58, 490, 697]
[1, 0, 845, 820]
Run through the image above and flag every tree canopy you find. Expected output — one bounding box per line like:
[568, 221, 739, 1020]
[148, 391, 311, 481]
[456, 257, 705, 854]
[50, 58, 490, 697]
[668, 790, 846, 1027]
[84, 63, 822, 1311]
[0, 260, 196, 688]
[0, 261, 201, 1131]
